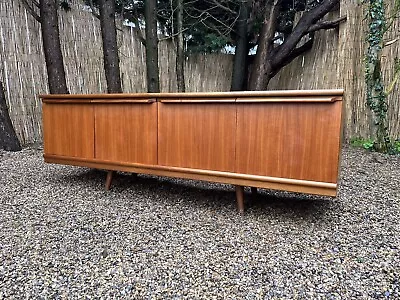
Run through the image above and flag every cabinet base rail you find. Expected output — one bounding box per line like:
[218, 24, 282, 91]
[45, 154, 337, 213]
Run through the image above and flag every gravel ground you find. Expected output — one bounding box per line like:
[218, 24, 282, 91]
[0, 146, 399, 299]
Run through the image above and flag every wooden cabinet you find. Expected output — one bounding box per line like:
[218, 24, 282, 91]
[42, 102, 94, 159]
[158, 101, 236, 172]
[235, 101, 342, 183]
[41, 90, 344, 212]
[94, 101, 158, 165]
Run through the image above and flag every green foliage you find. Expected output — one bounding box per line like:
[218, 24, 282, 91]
[364, 0, 388, 152]
[392, 140, 400, 154]
[364, 0, 400, 153]
[350, 137, 375, 150]
[83, 0, 327, 53]
[60, 0, 72, 12]
[350, 137, 400, 154]
[187, 32, 230, 53]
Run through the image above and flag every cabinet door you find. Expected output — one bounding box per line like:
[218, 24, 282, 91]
[158, 102, 236, 172]
[95, 103, 157, 165]
[43, 103, 94, 159]
[235, 101, 342, 183]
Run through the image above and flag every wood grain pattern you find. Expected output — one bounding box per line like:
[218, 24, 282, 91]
[159, 98, 236, 103]
[41, 91, 344, 200]
[95, 103, 157, 164]
[40, 89, 344, 100]
[235, 186, 245, 213]
[158, 103, 236, 172]
[235, 101, 343, 183]
[42, 103, 94, 158]
[105, 170, 114, 190]
[235, 96, 339, 102]
[44, 154, 337, 196]
[42, 99, 156, 104]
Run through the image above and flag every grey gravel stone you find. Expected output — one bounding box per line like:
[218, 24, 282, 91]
[0, 146, 399, 299]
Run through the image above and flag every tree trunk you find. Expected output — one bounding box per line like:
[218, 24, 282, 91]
[99, 0, 122, 93]
[0, 81, 21, 151]
[271, 0, 340, 69]
[144, 0, 160, 93]
[248, 0, 341, 90]
[175, 0, 185, 92]
[248, 0, 281, 91]
[231, 0, 249, 91]
[40, 0, 68, 94]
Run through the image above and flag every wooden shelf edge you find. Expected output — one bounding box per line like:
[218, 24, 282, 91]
[90, 99, 156, 103]
[44, 155, 338, 197]
[159, 99, 236, 103]
[42, 96, 342, 104]
[39, 89, 344, 100]
[42, 99, 93, 104]
[236, 96, 342, 103]
[42, 99, 157, 104]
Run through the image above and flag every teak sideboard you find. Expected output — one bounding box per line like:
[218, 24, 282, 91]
[41, 90, 344, 212]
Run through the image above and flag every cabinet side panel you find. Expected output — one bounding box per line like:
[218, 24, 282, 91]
[95, 104, 157, 165]
[42, 103, 94, 158]
[158, 103, 236, 172]
[236, 101, 342, 183]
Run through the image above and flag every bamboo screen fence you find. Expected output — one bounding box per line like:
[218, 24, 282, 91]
[0, 0, 233, 144]
[0, 0, 399, 144]
[336, 0, 400, 140]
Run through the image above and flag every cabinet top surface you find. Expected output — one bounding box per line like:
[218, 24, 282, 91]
[40, 89, 344, 102]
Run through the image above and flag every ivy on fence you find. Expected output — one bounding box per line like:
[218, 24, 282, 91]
[364, 0, 400, 153]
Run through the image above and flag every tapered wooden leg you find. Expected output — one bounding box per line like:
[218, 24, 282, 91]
[235, 185, 245, 214]
[105, 171, 114, 191]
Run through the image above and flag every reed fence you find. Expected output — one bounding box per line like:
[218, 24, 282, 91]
[0, 0, 399, 144]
